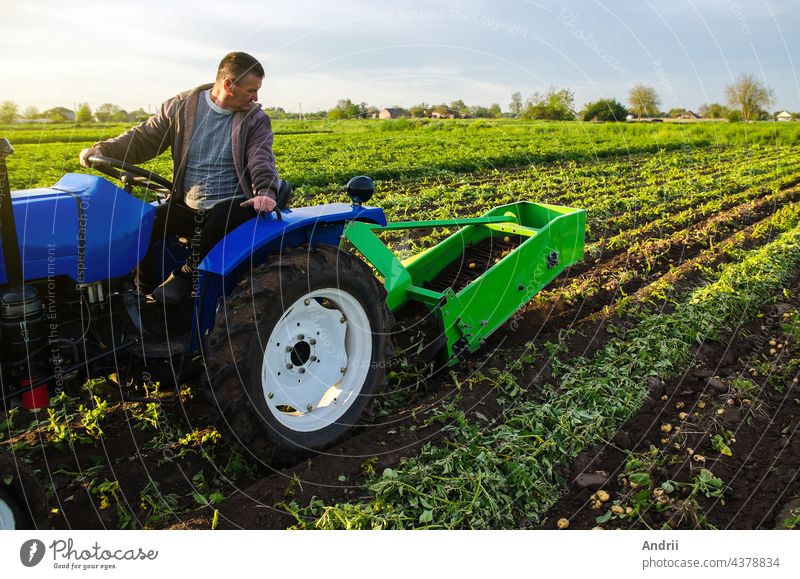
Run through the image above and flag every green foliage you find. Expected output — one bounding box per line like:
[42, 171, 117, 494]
[628, 85, 660, 118]
[727, 109, 743, 123]
[95, 103, 126, 123]
[522, 87, 575, 120]
[509, 92, 523, 117]
[46, 391, 108, 447]
[0, 100, 18, 123]
[288, 217, 800, 529]
[583, 98, 628, 122]
[726, 73, 774, 122]
[22, 106, 40, 121]
[327, 98, 369, 120]
[706, 102, 728, 118]
[783, 506, 800, 529]
[3, 119, 800, 530]
[75, 103, 93, 123]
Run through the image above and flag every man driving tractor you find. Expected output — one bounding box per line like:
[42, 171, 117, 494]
[79, 51, 279, 304]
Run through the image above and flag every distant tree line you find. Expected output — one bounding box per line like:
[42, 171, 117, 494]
[0, 73, 787, 125]
[320, 98, 504, 120]
[0, 102, 150, 124]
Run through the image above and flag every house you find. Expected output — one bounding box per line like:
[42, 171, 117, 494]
[776, 110, 793, 122]
[379, 107, 407, 119]
[677, 110, 700, 120]
[43, 107, 75, 121]
[430, 108, 461, 119]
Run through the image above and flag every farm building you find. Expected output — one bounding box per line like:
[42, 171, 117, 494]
[677, 110, 701, 120]
[431, 108, 461, 119]
[776, 110, 793, 121]
[379, 107, 408, 119]
[46, 107, 76, 121]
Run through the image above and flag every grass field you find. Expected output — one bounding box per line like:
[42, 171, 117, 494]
[1, 119, 799, 530]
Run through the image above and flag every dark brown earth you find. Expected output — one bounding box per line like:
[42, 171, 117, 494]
[538, 278, 800, 530]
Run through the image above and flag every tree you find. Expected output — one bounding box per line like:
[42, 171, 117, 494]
[706, 102, 727, 119]
[45, 108, 68, 122]
[95, 103, 122, 123]
[22, 106, 40, 121]
[111, 108, 129, 122]
[0, 101, 18, 124]
[327, 98, 366, 120]
[582, 98, 628, 122]
[697, 103, 709, 118]
[409, 103, 430, 118]
[509, 92, 523, 117]
[521, 87, 574, 120]
[488, 103, 502, 118]
[725, 73, 774, 122]
[449, 99, 469, 116]
[628, 85, 660, 119]
[727, 109, 743, 123]
[127, 108, 150, 122]
[75, 103, 93, 123]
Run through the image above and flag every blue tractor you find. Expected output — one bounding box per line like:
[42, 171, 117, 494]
[0, 132, 586, 528]
[0, 135, 394, 486]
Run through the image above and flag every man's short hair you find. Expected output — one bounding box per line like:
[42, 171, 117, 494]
[217, 52, 265, 84]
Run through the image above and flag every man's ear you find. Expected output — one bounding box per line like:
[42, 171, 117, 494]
[223, 78, 234, 95]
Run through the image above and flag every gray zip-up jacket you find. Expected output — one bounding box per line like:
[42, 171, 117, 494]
[94, 83, 278, 202]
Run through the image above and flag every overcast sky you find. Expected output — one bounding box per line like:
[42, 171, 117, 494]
[1, 0, 798, 113]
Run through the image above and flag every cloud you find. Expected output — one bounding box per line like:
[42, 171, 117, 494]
[1, 0, 797, 111]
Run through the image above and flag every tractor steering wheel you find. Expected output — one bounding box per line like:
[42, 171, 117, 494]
[88, 155, 173, 197]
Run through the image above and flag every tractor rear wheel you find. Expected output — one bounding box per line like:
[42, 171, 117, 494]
[0, 448, 47, 530]
[202, 244, 393, 464]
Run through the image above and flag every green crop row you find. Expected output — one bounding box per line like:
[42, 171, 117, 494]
[283, 202, 800, 529]
[6, 121, 800, 192]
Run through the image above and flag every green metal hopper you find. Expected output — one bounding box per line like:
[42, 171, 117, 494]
[344, 201, 586, 364]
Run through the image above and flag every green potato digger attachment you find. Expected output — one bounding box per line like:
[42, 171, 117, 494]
[343, 201, 586, 363]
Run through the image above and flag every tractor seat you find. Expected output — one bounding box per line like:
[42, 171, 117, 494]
[276, 179, 292, 210]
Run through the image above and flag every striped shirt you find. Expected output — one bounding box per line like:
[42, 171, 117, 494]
[183, 90, 244, 210]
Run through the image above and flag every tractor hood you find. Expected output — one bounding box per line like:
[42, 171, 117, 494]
[0, 174, 155, 285]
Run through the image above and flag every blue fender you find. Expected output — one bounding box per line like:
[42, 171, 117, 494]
[192, 203, 386, 340]
[198, 202, 386, 278]
[1, 174, 155, 285]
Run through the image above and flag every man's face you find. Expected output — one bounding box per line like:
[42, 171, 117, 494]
[224, 73, 262, 111]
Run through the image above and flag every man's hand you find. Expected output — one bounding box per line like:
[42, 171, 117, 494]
[240, 194, 277, 213]
[79, 147, 101, 168]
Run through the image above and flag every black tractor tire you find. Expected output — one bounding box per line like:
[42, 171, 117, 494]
[202, 244, 394, 465]
[0, 448, 47, 530]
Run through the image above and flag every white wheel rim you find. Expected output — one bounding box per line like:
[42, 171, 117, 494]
[0, 496, 16, 530]
[261, 288, 372, 433]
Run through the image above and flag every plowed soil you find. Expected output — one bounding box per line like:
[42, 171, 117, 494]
[2, 173, 799, 531]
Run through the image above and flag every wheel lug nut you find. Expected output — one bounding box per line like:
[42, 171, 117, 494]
[268, 392, 274, 399]
[298, 334, 304, 340]
[310, 339, 316, 345]
[286, 363, 293, 369]
[340, 367, 346, 373]
[340, 316, 346, 323]
[306, 404, 313, 412]
[304, 299, 310, 306]
[310, 355, 317, 362]
[299, 368, 306, 374]
[286, 346, 292, 352]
